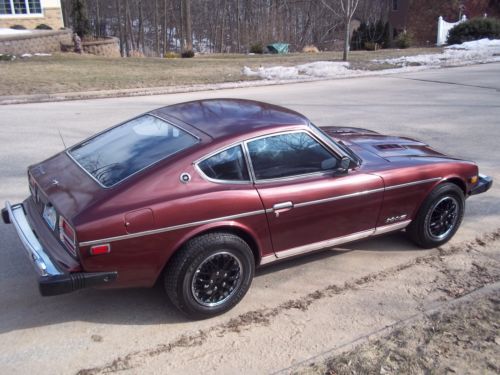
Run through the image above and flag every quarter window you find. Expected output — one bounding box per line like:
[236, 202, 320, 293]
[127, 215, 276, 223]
[198, 145, 250, 182]
[247, 132, 338, 180]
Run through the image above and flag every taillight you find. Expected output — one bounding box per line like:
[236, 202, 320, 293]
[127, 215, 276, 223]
[59, 216, 76, 255]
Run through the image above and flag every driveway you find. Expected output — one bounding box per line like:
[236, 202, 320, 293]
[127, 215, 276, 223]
[0, 63, 498, 374]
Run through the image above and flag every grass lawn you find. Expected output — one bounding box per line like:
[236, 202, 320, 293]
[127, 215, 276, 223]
[0, 48, 441, 96]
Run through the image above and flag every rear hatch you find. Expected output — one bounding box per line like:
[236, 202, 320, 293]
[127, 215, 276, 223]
[28, 151, 103, 256]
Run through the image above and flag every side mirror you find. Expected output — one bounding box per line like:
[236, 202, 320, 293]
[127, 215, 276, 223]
[335, 156, 351, 175]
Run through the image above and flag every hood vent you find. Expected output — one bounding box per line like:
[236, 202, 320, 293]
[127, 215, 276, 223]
[376, 144, 406, 151]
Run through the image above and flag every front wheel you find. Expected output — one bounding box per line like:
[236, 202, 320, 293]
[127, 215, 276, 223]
[164, 232, 255, 319]
[406, 183, 465, 248]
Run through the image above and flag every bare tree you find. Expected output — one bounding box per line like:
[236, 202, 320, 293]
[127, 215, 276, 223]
[322, 0, 361, 60]
[182, 0, 193, 52]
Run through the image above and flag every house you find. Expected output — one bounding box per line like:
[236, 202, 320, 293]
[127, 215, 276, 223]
[388, 0, 410, 40]
[0, 0, 64, 30]
[387, 0, 500, 46]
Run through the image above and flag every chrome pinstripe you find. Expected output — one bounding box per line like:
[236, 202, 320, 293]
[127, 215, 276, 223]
[79, 177, 439, 247]
[293, 188, 385, 209]
[260, 220, 411, 264]
[78, 209, 266, 247]
[384, 177, 442, 191]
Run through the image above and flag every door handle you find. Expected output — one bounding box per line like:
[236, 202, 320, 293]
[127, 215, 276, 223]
[273, 201, 293, 210]
[272, 201, 293, 217]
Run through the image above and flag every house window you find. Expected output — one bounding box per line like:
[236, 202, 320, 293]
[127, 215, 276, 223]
[392, 0, 398, 11]
[0, 0, 42, 15]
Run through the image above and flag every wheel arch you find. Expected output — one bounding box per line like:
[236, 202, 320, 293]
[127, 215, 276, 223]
[441, 176, 467, 195]
[156, 221, 263, 283]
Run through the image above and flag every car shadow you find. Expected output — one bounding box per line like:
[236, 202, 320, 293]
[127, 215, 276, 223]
[0, 230, 424, 334]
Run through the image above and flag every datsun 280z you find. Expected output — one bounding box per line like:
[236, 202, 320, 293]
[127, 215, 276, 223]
[3, 99, 492, 319]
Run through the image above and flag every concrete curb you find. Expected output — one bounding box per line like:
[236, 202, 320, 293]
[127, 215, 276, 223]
[0, 79, 316, 105]
[274, 281, 500, 374]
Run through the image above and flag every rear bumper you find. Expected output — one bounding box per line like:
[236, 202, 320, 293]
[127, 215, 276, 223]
[2, 201, 117, 296]
[470, 174, 493, 196]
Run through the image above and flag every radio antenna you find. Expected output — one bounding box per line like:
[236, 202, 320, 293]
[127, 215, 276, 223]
[58, 128, 67, 149]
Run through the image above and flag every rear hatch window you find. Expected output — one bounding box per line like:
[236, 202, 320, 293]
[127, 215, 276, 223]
[68, 115, 199, 187]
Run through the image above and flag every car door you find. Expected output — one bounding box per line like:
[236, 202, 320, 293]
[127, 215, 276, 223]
[245, 130, 384, 258]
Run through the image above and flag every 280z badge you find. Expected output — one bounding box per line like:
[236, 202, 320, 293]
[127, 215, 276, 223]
[385, 214, 408, 224]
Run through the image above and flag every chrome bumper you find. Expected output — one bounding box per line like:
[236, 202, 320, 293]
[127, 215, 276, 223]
[4, 201, 63, 277]
[470, 174, 493, 196]
[3, 200, 118, 296]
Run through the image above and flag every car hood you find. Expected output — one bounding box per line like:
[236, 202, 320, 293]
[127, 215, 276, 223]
[29, 152, 103, 223]
[321, 126, 453, 161]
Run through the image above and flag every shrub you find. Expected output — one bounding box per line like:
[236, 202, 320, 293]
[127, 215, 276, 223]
[396, 31, 412, 49]
[363, 42, 380, 51]
[10, 25, 26, 30]
[351, 20, 390, 50]
[249, 43, 264, 54]
[302, 45, 319, 53]
[447, 18, 500, 45]
[35, 24, 52, 30]
[129, 50, 144, 58]
[181, 50, 195, 58]
[164, 51, 179, 58]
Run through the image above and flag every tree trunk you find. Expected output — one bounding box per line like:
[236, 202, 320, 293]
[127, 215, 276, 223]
[343, 16, 350, 61]
[154, 0, 159, 56]
[137, 1, 144, 53]
[116, 0, 124, 56]
[236, 0, 240, 53]
[95, 0, 100, 37]
[220, 0, 227, 53]
[163, 0, 168, 55]
[182, 0, 193, 52]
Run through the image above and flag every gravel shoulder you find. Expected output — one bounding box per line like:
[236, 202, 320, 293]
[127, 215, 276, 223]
[294, 284, 500, 375]
[76, 230, 500, 374]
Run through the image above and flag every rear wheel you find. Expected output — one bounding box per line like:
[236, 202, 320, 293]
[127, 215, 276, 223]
[164, 232, 254, 319]
[406, 183, 464, 248]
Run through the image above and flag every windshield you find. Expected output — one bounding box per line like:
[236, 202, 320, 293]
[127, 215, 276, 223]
[69, 115, 198, 187]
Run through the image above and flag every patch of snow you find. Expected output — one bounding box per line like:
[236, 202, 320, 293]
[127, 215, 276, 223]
[0, 28, 31, 36]
[376, 38, 500, 67]
[243, 39, 500, 81]
[243, 61, 352, 80]
[20, 53, 52, 58]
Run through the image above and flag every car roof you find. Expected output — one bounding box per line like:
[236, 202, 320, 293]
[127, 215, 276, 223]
[154, 99, 310, 139]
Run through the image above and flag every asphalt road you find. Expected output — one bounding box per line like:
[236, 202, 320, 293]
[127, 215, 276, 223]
[0, 63, 499, 374]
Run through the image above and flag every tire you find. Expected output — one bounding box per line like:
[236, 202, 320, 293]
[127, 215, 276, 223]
[406, 183, 465, 249]
[164, 232, 255, 319]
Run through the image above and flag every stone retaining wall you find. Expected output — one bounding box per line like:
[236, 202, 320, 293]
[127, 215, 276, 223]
[0, 29, 72, 55]
[82, 37, 120, 57]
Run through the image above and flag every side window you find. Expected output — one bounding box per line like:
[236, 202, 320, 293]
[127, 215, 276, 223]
[198, 145, 250, 182]
[247, 132, 338, 180]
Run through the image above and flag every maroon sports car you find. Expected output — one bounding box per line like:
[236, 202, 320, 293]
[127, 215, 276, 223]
[3, 99, 492, 318]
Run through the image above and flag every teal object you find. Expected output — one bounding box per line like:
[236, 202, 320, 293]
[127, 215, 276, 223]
[267, 43, 289, 54]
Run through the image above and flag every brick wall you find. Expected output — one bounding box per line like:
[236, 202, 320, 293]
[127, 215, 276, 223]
[0, 29, 72, 55]
[0, 8, 64, 30]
